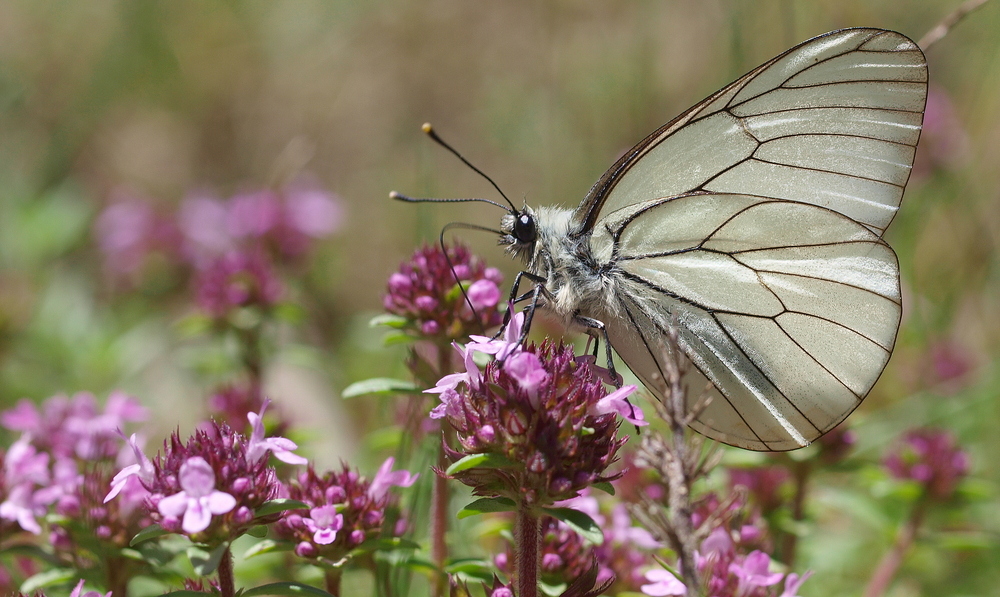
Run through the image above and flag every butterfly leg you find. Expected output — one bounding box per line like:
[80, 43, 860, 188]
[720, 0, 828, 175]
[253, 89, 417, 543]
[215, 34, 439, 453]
[493, 270, 549, 341]
[572, 314, 622, 388]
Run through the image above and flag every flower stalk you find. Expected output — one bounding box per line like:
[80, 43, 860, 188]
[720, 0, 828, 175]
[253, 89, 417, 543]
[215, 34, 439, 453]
[217, 546, 235, 597]
[514, 508, 541, 597]
[862, 498, 926, 597]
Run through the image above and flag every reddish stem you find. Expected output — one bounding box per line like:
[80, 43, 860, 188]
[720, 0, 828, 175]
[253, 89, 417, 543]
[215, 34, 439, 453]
[430, 341, 453, 597]
[863, 499, 927, 597]
[324, 567, 342, 596]
[217, 546, 235, 597]
[514, 508, 541, 597]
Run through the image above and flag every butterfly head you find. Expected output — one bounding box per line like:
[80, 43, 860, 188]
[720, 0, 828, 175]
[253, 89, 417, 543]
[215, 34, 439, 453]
[500, 207, 537, 261]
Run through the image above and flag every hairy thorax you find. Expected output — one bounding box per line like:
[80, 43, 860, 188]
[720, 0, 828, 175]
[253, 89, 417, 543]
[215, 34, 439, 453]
[506, 205, 621, 327]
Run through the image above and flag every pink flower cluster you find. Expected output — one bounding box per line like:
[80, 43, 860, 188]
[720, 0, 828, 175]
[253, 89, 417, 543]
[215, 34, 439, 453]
[0, 391, 147, 536]
[104, 400, 306, 541]
[883, 427, 970, 500]
[641, 527, 811, 597]
[273, 457, 417, 560]
[384, 244, 505, 339]
[96, 184, 344, 277]
[94, 183, 344, 318]
[427, 315, 641, 506]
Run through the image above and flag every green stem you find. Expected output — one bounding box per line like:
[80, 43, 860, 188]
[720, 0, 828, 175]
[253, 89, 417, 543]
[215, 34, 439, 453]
[863, 498, 927, 597]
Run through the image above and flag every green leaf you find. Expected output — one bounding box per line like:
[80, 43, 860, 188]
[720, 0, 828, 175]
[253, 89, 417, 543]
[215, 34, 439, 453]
[592, 481, 616, 496]
[130, 523, 171, 546]
[540, 580, 567, 596]
[274, 302, 306, 324]
[254, 498, 309, 518]
[400, 555, 439, 573]
[935, 530, 992, 550]
[188, 543, 229, 576]
[446, 452, 517, 475]
[245, 525, 268, 538]
[382, 332, 415, 346]
[175, 313, 214, 337]
[19, 568, 78, 593]
[342, 377, 419, 398]
[457, 497, 516, 519]
[543, 507, 604, 545]
[444, 558, 494, 575]
[369, 314, 410, 329]
[242, 582, 335, 596]
[244, 539, 295, 559]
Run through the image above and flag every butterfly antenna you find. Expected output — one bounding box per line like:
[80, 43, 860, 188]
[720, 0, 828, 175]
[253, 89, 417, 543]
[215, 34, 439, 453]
[422, 123, 518, 213]
[439, 222, 486, 335]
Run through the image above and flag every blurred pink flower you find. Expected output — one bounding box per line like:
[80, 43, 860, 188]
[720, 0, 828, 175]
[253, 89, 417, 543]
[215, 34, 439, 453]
[913, 86, 969, 178]
[883, 427, 970, 499]
[641, 569, 686, 596]
[95, 192, 180, 276]
[178, 193, 234, 266]
[195, 250, 283, 317]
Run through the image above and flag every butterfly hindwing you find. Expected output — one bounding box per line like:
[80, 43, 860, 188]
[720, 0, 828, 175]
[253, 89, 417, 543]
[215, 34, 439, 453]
[593, 193, 901, 450]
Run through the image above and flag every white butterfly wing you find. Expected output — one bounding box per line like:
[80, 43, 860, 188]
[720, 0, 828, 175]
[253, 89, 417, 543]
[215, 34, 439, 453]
[574, 28, 926, 236]
[592, 194, 900, 450]
[577, 28, 925, 450]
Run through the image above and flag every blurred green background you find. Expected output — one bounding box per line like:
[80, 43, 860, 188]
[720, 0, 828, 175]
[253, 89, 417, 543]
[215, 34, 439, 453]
[0, 0, 998, 594]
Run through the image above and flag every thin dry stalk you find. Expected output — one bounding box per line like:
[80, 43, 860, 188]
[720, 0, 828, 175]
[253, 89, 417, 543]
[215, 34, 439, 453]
[630, 325, 720, 593]
[919, 0, 991, 51]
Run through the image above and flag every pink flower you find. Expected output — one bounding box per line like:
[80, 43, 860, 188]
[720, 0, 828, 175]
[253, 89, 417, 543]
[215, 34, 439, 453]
[246, 399, 308, 465]
[178, 193, 234, 265]
[69, 579, 112, 597]
[284, 188, 344, 238]
[729, 551, 783, 595]
[504, 351, 549, 405]
[105, 433, 155, 503]
[227, 190, 282, 238]
[468, 307, 524, 360]
[426, 343, 482, 396]
[780, 571, 813, 597]
[467, 279, 501, 310]
[367, 457, 419, 501]
[592, 385, 646, 426]
[0, 435, 51, 534]
[303, 504, 344, 545]
[641, 569, 686, 596]
[157, 457, 237, 534]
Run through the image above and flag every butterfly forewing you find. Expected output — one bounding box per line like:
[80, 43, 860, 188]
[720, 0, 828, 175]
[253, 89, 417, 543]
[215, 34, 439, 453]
[573, 28, 927, 237]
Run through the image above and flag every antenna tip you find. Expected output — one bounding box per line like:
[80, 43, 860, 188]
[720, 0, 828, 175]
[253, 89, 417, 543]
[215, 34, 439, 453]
[389, 191, 401, 200]
[421, 122, 434, 134]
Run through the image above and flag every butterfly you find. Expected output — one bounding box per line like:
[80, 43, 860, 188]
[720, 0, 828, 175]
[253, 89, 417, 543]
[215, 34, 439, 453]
[397, 28, 927, 451]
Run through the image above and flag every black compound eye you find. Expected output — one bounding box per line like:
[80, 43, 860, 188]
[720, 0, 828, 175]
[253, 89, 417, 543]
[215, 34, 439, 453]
[513, 212, 536, 243]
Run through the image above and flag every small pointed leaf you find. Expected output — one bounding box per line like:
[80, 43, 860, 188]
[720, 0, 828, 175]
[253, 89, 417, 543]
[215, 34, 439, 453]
[457, 497, 516, 519]
[342, 378, 419, 399]
[446, 453, 516, 475]
[543, 507, 604, 545]
[254, 499, 309, 518]
[130, 523, 171, 546]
